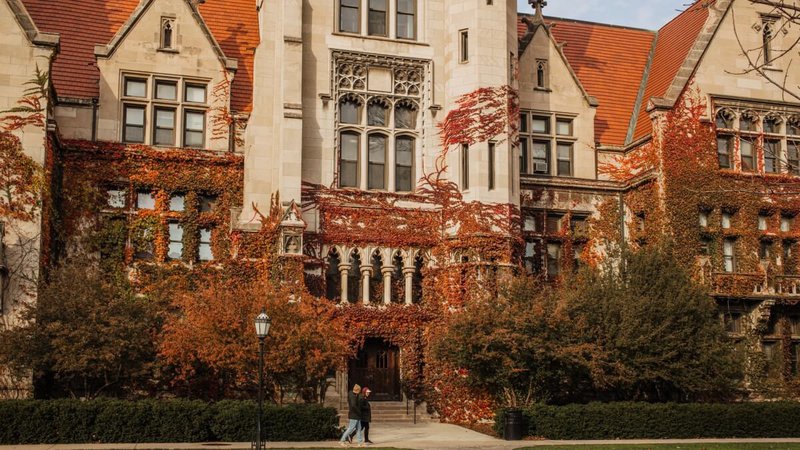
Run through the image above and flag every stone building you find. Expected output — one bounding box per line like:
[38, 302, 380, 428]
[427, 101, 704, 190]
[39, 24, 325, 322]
[3, 0, 800, 401]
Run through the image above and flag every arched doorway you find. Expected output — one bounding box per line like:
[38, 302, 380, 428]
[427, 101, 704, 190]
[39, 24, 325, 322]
[348, 338, 401, 401]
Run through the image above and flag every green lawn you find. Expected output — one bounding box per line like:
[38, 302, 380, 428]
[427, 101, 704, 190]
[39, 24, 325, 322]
[515, 444, 800, 450]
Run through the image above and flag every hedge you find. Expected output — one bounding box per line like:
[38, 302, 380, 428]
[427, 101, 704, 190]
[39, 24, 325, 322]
[0, 399, 339, 444]
[496, 402, 800, 439]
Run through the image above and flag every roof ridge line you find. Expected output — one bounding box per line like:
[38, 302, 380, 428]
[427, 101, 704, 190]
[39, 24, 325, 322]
[626, 30, 659, 145]
[537, 14, 656, 33]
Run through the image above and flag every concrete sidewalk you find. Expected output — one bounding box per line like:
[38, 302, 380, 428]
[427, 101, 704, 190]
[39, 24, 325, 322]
[4, 422, 800, 450]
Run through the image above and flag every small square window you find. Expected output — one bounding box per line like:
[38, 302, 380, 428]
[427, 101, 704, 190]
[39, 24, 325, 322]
[199, 194, 218, 212]
[524, 215, 537, 231]
[185, 84, 207, 103]
[532, 116, 550, 134]
[556, 118, 573, 136]
[107, 189, 126, 209]
[699, 211, 709, 227]
[169, 194, 185, 212]
[125, 78, 147, 97]
[525, 241, 535, 258]
[546, 214, 562, 234]
[155, 80, 177, 100]
[136, 191, 156, 210]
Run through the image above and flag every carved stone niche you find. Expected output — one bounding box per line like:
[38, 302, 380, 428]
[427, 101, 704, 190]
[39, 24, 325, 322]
[279, 201, 306, 256]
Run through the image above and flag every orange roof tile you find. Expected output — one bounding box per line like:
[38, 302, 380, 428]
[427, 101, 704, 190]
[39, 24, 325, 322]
[632, 1, 712, 140]
[22, 0, 258, 113]
[540, 17, 656, 146]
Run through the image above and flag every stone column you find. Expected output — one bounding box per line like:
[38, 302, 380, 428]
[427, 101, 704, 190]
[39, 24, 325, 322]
[340, 263, 351, 304]
[381, 266, 394, 305]
[403, 267, 415, 305]
[361, 266, 372, 305]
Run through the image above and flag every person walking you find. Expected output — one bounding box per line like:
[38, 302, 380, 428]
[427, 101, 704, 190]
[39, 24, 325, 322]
[340, 384, 364, 446]
[360, 387, 373, 444]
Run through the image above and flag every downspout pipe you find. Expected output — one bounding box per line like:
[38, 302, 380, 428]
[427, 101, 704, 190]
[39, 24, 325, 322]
[91, 98, 98, 142]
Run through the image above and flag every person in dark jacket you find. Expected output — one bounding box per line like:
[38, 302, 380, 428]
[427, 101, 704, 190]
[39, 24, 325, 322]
[360, 387, 373, 444]
[339, 384, 363, 446]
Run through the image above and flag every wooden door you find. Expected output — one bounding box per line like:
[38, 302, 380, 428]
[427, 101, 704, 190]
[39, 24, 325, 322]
[348, 338, 401, 401]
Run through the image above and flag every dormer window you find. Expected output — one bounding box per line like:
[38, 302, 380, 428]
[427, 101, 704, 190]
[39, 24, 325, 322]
[161, 18, 175, 50]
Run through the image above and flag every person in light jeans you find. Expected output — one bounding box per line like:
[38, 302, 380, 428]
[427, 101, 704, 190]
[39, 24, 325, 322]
[340, 384, 363, 446]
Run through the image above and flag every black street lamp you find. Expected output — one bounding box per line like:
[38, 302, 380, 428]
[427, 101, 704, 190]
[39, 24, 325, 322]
[253, 308, 271, 450]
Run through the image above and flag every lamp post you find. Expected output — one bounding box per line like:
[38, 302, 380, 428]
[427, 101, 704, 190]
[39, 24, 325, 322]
[253, 308, 271, 450]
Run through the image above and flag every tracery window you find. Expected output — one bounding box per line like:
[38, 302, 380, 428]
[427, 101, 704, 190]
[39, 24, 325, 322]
[161, 18, 175, 50]
[334, 54, 424, 192]
[713, 105, 800, 176]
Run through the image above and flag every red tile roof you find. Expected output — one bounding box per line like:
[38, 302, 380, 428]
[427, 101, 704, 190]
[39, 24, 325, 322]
[632, 1, 712, 140]
[21, 0, 259, 113]
[531, 16, 656, 146]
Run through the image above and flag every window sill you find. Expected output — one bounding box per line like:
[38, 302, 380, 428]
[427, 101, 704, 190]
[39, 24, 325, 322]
[764, 65, 782, 72]
[331, 32, 428, 47]
[534, 87, 552, 93]
[157, 48, 180, 54]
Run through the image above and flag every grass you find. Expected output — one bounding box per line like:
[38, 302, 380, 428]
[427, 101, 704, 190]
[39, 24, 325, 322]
[515, 444, 800, 449]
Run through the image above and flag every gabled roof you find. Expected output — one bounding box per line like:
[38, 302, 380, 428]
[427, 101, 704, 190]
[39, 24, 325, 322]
[518, 15, 656, 146]
[517, 0, 717, 147]
[21, 0, 258, 112]
[5, 0, 59, 47]
[631, 1, 715, 141]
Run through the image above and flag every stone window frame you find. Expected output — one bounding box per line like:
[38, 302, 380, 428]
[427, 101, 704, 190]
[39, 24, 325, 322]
[335, 0, 418, 41]
[459, 29, 469, 63]
[333, 52, 428, 193]
[120, 73, 209, 148]
[713, 101, 800, 176]
[521, 209, 590, 277]
[535, 59, 548, 90]
[159, 16, 177, 52]
[519, 110, 577, 177]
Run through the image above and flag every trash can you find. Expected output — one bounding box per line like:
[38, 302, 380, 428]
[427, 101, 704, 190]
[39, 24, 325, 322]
[503, 409, 523, 441]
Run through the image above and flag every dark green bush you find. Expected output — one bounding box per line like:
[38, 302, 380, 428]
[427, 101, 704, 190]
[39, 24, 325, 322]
[0, 399, 338, 444]
[496, 402, 800, 439]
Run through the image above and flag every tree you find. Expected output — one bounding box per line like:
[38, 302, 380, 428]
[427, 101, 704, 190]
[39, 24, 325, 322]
[0, 258, 159, 398]
[567, 246, 743, 402]
[158, 270, 350, 403]
[430, 278, 603, 407]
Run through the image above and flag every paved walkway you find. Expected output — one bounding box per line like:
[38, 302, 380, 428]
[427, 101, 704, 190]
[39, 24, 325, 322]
[4, 422, 800, 450]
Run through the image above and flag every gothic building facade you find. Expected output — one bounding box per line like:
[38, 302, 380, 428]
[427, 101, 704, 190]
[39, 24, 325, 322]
[3, 0, 800, 400]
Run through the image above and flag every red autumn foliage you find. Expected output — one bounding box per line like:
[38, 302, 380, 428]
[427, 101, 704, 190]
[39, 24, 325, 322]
[0, 132, 44, 222]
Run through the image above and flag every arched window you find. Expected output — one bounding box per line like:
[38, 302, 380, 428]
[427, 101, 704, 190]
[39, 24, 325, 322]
[740, 112, 758, 132]
[536, 60, 548, 89]
[370, 251, 383, 303]
[348, 250, 362, 304]
[392, 252, 404, 304]
[395, 136, 414, 192]
[326, 250, 341, 301]
[161, 18, 174, 49]
[367, 98, 389, 126]
[764, 114, 782, 134]
[763, 21, 775, 65]
[339, 97, 362, 124]
[395, 102, 417, 129]
[412, 254, 424, 304]
[340, 131, 360, 188]
[715, 109, 734, 129]
[368, 133, 387, 190]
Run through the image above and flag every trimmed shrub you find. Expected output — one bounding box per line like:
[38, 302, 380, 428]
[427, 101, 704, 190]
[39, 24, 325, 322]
[0, 399, 338, 444]
[496, 402, 800, 439]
